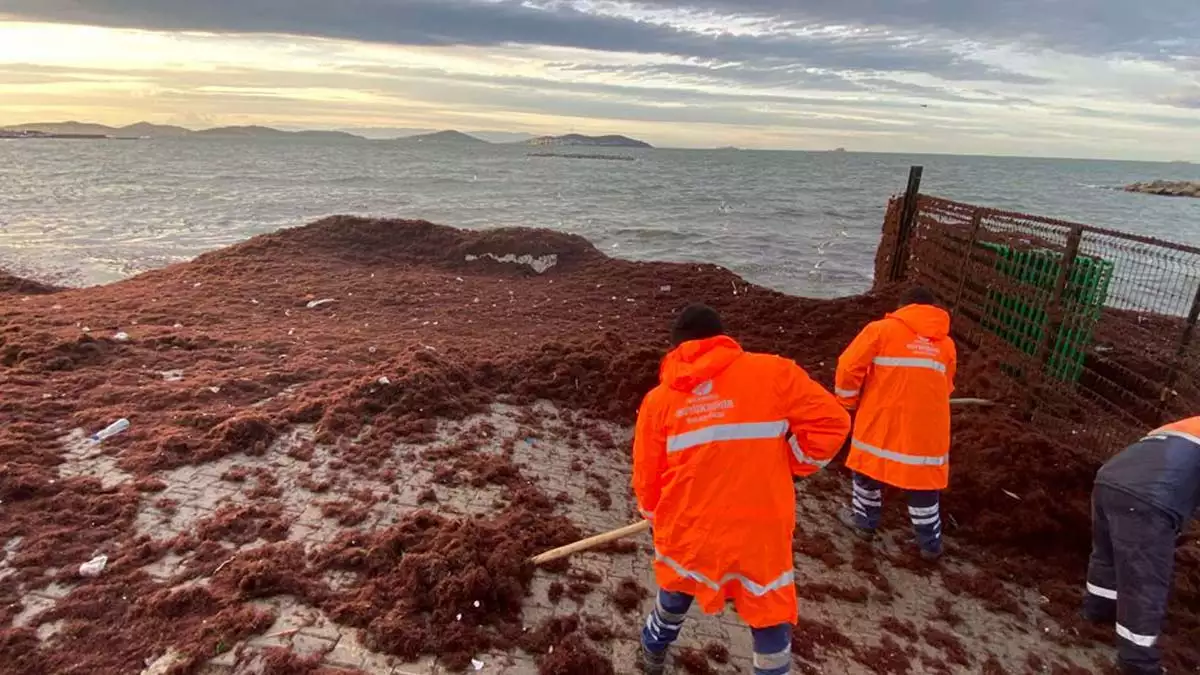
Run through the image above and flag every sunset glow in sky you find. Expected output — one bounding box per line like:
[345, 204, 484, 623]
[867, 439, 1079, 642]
[0, 1, 1197, 158]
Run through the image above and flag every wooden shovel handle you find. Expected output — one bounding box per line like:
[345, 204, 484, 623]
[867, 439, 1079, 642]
[530, 520, 651, 566]
[950, 398, 995, 407]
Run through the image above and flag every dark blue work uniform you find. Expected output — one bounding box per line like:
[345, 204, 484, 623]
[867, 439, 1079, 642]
[1083, 419, 1200, 675]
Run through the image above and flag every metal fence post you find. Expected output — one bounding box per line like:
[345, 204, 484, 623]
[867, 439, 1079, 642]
[1159, 281, 1200, 423]
[1035, 225, 1084, 379]
[888, 166, 924, 282]
[952, 208, 984, 315]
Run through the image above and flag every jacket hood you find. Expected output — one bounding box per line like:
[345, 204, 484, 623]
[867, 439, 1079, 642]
[887, 304, 951, 339]
[660, 335, 744, 392]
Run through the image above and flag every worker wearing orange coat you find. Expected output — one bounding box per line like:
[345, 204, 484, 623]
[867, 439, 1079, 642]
[834, 287, 957, 560]
[633, 304, 851, 675]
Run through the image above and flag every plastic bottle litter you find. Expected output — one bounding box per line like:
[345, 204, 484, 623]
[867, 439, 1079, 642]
[90, 419, 130, 443]
[471, 659, 484, 671]
[306, 298, 336, 309]
[113, 332, 130, 342]
[79, 554, 108, 577]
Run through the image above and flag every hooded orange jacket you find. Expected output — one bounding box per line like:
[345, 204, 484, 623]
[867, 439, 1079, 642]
[632, 336, 851, 628]
[835, 304, 957, 491]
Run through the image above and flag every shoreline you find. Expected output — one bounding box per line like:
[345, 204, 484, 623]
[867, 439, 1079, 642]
[2, 216, 1197, 673]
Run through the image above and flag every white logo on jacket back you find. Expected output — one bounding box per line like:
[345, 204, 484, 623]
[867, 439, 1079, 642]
[906, 336, 941, 357]
[677, 379, 734, 423]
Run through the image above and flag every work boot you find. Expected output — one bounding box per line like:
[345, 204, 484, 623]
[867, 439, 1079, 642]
[837, 509, 875, 541]
[637, 645, 667, 675]
[919, 547, 943, 562]
[1119, 660, 1163, 675]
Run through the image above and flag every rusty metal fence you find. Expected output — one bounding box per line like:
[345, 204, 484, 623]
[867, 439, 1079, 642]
[876, 168, 1200, 454]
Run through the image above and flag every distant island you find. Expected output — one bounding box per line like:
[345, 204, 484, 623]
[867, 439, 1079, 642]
[0, 129, 116, 140]
[525, 134, 652, 148]
[0, 121, 651, 148]
[0, 121, 368, 141]
[528, 152, 636, 162]
[398, 130, 487, 144]
[1123, 180, 1200, 198]
[192, 125, 362, 140]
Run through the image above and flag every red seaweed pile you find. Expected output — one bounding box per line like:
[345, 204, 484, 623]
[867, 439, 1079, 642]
[1, 216, 1197, 672]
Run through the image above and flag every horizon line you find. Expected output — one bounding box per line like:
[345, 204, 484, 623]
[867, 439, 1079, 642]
[2, 118, 1198, 164]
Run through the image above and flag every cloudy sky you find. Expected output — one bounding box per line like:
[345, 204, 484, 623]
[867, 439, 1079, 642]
[0, 1, 1197, 158]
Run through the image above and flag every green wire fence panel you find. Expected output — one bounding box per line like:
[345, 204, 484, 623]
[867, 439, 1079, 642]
[978, 242, 1114, 383]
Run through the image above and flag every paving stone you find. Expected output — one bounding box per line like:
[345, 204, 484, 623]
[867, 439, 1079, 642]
[293, 633, 337, 657]
[359, 649, 397, 674]
[610, 639, 641, 674]
[323, 639, 367, 670]
[208, 647, 239, 668]
[35, 620, 64, 642]
[391, 655, 439, 675]
[13, 594, 57, 627]
[246, 632, 294, 650]
[140, 648, 189, 675]
[690, 616, 732, 641]
[286, 523, 318, 545]
[298, 619, 343, 642]
[143, 552, 186, 581]
[39, 403, 1112, 675]
[37, 581, 75, 600]
[194, 488, 233, 510]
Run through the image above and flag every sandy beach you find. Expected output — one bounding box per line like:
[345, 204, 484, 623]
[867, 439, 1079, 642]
[2, 216, 1197, 674]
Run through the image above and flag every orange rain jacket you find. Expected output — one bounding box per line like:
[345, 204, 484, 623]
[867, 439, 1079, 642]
[1153, 417, 1200, 443]
[632, 336, 851, 628]
[835, 304, 957, 491]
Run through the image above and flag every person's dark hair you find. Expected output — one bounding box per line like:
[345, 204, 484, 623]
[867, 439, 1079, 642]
[671, 304, 725, 346]
[900, 286, 938, 308]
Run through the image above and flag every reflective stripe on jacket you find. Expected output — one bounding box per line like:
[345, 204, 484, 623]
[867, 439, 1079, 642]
[835, 303, 957, 491]
[1147, 417, 1200, 447]
[632, 336, 851, 628]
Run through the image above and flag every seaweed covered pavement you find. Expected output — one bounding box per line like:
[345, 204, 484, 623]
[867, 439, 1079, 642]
[1, 217, 1197, 674]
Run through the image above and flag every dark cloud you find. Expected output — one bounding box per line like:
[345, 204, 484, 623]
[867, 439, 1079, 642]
[0, 0, 1045, 83]
[1159, 91, 1200, 109]
[628, 0, 1200, 60]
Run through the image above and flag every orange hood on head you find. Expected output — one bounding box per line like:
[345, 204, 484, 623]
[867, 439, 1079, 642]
[660, 336, 744, 393]
[887, 304, 951, 339]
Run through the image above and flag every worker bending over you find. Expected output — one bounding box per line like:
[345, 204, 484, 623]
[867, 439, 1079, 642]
[834, 287, 957, 560]
[1083, 416, 1200, 675]
[632, 304, 851, 675]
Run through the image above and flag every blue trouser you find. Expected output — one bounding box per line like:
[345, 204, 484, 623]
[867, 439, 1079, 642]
[1084, 485, 1176, 675]
[851, 472, 943, 554]
[642, 589, 792, 675]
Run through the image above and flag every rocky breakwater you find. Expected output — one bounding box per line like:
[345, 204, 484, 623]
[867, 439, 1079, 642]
[1123, 180, 1200, 198]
